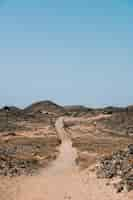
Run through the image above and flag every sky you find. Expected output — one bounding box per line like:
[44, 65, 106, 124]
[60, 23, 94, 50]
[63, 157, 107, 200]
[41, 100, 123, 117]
[0, 0, 132, 108]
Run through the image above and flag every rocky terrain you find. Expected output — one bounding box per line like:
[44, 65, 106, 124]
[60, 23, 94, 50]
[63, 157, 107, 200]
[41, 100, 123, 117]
[0, 100, 66, 133]
[0, 136, 60, 176]
[96, 145, 133, 192]
[98, 111, 133, 136]
[0, 101, 64, 176]
[0, 101, 133, 199]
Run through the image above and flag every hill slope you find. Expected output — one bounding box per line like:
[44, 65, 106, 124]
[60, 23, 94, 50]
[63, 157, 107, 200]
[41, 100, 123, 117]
[24, 100, 66, 116]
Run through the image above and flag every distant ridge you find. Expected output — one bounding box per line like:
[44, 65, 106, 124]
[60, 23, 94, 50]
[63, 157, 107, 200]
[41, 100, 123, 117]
[24, 100, 65, 115]
[0, 100, 132, 115]
[64, 105, 93, 112]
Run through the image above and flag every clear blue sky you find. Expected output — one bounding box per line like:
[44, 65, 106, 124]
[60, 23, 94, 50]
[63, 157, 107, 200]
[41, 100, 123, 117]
[0, 0, 132, 108]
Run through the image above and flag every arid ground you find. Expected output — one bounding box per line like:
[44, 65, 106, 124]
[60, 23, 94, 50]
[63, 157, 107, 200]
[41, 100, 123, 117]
[0, 101, 133, 200]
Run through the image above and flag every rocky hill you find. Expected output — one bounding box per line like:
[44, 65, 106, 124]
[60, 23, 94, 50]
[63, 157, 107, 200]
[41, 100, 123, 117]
[24, 100, 66, 116]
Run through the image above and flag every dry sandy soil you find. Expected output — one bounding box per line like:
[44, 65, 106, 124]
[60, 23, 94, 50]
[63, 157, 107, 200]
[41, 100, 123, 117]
[0, 115, 133, 200]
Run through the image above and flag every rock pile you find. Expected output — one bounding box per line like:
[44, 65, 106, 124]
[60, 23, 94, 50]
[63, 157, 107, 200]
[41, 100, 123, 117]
[96, 144, 133, 192]
[0, 148, 40, 176]
[0, 136, 60, 177]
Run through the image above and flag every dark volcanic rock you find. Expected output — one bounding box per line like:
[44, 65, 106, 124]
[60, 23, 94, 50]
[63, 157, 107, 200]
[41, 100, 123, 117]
[96, 146, 133, 192]
[128, 144, 133, 154]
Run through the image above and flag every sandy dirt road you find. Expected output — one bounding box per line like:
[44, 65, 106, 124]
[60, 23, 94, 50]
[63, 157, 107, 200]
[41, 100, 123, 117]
[4, 115, 133, 200]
